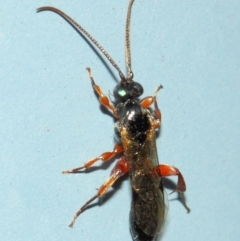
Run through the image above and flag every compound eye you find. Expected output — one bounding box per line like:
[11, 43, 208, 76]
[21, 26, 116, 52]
[129, 81, 143, 98]
[113, 84, 129, 101]
[114, 86, 128, 99]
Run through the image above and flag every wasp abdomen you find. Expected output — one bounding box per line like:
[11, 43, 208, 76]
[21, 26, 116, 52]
[130, 173, 165, 241]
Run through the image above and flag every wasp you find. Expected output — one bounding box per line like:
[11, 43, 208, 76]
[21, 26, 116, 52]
[37, 0, 190, 240]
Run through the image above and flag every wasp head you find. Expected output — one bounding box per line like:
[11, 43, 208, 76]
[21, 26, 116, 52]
[113, 80, 143, 103]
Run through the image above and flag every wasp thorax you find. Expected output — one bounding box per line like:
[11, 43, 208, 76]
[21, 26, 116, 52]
[113, 80, 143, 102]
[116, 99, 142, 118]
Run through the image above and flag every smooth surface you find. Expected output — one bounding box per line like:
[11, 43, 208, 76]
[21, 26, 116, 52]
[1, 0, 240, 240]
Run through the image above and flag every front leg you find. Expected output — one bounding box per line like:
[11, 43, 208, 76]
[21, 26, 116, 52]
[87, 67, 119, 118]
[140, 85, 163, 128]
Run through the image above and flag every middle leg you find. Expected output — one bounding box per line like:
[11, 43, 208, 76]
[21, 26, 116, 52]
[62, 143, 123, 174]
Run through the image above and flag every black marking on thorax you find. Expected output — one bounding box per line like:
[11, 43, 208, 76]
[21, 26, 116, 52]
[117, 99, 151, 144]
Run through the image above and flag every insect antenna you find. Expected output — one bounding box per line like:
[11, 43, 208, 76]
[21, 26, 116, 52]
[125, 0, 135, 81]
[37, 6, 126, 81]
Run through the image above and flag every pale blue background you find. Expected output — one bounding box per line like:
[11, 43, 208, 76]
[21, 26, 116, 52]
[1, 0, 240, 241]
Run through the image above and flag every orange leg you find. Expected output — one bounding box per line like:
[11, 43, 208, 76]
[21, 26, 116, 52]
[86, 67, 119, 118]
[68, 156, 129, 227]
[140, 85, 163, 128]
[62, 144, 123, 174]
[157, 164, 190, 212]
